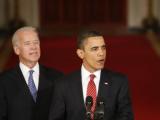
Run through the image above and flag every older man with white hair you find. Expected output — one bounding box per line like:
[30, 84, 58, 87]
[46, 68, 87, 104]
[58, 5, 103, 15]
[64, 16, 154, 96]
[0, 26, 63, 120]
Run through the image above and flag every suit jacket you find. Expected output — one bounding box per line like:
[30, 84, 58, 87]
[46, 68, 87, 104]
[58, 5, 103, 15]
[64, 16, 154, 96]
[0, 64, 63, 120]
[49, 69, 134, 120]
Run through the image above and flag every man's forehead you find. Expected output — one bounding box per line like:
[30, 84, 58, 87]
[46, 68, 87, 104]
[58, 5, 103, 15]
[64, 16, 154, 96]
[87, 36, 103, 40]
[85, 36, 105, 45]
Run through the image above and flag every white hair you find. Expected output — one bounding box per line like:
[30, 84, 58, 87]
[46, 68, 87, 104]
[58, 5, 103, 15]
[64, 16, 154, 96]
[12, 26, 38, 47]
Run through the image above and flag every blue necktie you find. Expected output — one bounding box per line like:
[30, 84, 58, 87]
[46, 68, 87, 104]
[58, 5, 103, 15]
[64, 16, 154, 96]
[28, 70, 37, 102]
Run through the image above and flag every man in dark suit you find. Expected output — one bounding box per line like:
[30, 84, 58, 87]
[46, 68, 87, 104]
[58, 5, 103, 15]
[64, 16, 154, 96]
[0, 26, 63, 120]
[49, 30, 134, 120]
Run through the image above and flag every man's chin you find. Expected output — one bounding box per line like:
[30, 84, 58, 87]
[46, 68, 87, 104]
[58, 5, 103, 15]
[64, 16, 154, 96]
[29, 58, 39, 63]
[30, 56, 40, 61]
[97, 65, 104, 70]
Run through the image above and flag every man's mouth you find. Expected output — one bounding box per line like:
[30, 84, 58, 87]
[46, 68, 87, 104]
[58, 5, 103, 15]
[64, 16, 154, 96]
[97, 59, 105, 64]
[29, 52, 37, 55]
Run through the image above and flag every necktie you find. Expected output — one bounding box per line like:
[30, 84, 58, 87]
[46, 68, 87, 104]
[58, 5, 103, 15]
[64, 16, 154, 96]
[87, 74, 96, 119]
[28, 70, 37, 102]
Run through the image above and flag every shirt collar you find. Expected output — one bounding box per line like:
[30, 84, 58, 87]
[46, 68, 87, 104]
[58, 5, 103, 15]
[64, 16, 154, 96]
[19, 62, 39, 75]
[81, 64, 101, 80]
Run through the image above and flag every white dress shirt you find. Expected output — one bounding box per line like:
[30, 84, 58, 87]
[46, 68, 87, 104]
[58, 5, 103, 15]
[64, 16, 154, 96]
[19, 62, 40, 90]
[81, 64, 101, 102]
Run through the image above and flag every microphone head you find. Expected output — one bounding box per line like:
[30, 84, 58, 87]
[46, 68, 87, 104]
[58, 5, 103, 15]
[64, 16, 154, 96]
[96, 97, 104, 106]
[94, 97, 105, 120]
[86, 96, 93, 107]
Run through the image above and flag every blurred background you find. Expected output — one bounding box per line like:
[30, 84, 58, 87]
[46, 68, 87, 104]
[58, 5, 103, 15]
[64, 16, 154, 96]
[0, 0, 160, 119]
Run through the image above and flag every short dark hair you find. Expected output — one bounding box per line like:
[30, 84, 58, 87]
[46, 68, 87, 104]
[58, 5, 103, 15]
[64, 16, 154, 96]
[77, 30, 102, 49]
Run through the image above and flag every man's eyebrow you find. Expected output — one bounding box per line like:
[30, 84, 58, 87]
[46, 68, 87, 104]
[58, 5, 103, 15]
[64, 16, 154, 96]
[101, 44, 106, 47]
[91, 45, 99, 48]
[28, 39, 39, 42]
[90, 46, 99, 50]
[24, 41, 30, 43]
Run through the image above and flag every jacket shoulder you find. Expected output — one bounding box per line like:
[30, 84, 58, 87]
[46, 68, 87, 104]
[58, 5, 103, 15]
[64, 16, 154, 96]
[102, 69, 128, 83]
[40, 65, 64, 78]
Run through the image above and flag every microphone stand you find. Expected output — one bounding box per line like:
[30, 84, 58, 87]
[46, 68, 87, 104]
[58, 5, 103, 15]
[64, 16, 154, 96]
[94, 100, 104, 120]
[85, 96, 93, 120]
[85, 109, 92, 120]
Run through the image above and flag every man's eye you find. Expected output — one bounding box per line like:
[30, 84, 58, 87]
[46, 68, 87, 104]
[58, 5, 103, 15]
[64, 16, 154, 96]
[34, 41, 39, 45]
[102, 46, 106, 50]
[91, 47, 98, 51]
[24, 43, 30, 45]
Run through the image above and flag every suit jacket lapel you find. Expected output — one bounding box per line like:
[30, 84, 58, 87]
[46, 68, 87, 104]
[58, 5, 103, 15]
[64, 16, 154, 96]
[36, 66, 51, 100]
[77, 71, 85, 106]
[71, 70, 85, 108]
[15, 65, 35, 102]
[97, 69, 111, 100]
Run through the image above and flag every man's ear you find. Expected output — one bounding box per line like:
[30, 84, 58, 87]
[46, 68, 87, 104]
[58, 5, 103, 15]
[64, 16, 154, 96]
[13, 46, 20, 55]
[76, 49, 84, 59]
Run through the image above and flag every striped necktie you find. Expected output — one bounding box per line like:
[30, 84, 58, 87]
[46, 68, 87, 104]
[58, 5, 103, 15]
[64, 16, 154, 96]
[87, 74, 96, 119]
[28, 70, 37, 102]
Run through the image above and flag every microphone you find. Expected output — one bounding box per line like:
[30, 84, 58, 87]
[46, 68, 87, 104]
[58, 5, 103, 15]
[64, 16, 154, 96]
[94, 97, 104, 120]
[85, 96, 93, 120]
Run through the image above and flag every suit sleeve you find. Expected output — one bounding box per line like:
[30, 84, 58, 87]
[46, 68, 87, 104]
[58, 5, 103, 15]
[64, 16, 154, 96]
[116, 77, 134, 120]
[0, 80, 7, 120]
[49, 79, 65, 120]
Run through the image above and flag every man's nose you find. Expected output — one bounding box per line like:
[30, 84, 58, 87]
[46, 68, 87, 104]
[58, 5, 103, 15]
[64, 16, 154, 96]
[30, 44, 36, 49]
[98, 48, 105, 56]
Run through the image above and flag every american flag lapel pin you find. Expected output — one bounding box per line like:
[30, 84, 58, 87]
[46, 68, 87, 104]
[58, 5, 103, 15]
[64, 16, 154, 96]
[104, 82, 108, 85]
